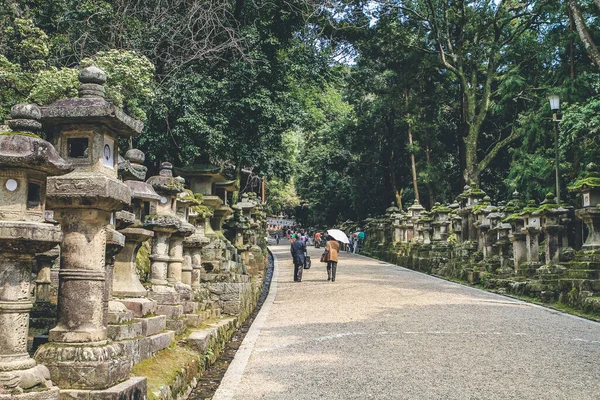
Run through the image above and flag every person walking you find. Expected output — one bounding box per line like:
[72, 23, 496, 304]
[290, 237, 307, 282]
[325, 235, 340, 282]
[275, 232, 280, 245]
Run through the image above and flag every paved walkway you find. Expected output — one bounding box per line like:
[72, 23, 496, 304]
[213, 240, 600, 399]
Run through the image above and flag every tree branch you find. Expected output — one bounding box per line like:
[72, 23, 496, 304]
[477, 127, 521, 174]
[570, 0, 600, 71]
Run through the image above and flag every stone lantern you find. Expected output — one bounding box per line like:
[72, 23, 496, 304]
[431, 203, 452, 243]
[183, 198, 210, 291]
[112, 149, 160, 316]
[449, 202, 462, 243]
[174, 162, 227, 271]
[0, 104, 71, 398]
[495, 222, 513, 273]
[407, 200, 424, 242]
[173, 189, 199, 288]
[458, 185, 485, 243]
[538, 193, 568, 266]
[34, 67, 147, 394]
[517, 200, 541, 277]
[472, 196, 495, 258]
[569, 163, 600, 251]
[399, 213, 408, 244]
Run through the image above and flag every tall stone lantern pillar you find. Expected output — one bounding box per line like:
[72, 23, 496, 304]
[34, 67, 146, 394]
[0, 104, 71, 398]
[145, 163, 184, 295]
[112, 149, 160, 316]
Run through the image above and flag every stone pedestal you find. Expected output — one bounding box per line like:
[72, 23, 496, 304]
[113, 227, 153, 297]
[34, 247, 59, 303]
[510, 232, 527, 270]
[0, 104, 71, 398]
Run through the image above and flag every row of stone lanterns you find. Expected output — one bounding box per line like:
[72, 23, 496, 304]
[0, 66, 268, 398]
[362, 164, 600, 306]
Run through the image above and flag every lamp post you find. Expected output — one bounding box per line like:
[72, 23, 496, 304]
[549, 95, 561, 202]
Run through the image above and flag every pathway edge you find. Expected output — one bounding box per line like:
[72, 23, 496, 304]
[212, 249, 280, 400]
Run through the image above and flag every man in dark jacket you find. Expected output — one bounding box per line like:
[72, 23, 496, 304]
[290, 238, 307, 282]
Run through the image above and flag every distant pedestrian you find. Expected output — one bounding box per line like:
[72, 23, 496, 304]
[325, 235, 340, 282]
[314, 232, 322, 248]
[275, 232, 280, 245]
[348, 235, 354, 253]
[290, 236, 307, 282]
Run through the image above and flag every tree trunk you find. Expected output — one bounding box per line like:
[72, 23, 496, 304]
[408, 123, 420, 202]
[568, 5, 575, 79]
[570, 0, 600, 71]
[233, 163, 242, 204]
[425, 143, 434, 208]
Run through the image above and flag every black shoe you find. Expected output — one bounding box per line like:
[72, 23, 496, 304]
[331, 279, 335, 282]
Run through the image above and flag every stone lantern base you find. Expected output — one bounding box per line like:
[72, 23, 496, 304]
[54, 377, 146, 400]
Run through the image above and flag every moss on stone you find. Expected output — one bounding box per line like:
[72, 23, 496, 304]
[568, 177, 600, 191]
[0, 131, 42, 139]
[131, 346, 203, 400]
[503, 213, 522, 223]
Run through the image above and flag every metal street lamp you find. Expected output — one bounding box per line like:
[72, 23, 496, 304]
[548, 95, 562, 202]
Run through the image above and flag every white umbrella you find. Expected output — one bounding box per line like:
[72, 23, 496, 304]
[327, 229, 349, 244]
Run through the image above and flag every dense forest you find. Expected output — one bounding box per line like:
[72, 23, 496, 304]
[2, 1, 600, 227]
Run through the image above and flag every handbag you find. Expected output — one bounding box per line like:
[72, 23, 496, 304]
[304, 255, 311, 269]
[320, 249, 329, 263]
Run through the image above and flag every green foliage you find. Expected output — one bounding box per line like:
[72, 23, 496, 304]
[28, 67, 78, 105]
[81, 50, 155, 120]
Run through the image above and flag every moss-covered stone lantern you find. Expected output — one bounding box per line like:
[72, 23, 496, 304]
[569, 163, 600, 250]
[34, 67, 147, 394]
[0, 104, 71, 398]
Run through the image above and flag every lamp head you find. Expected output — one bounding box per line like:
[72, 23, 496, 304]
[548, 94, 560, 112]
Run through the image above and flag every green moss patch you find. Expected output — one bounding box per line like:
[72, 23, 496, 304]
[131, 346, 203, 400]
[0, 131, 42, 139]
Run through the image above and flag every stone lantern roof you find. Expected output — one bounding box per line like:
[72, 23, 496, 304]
[0, 104, 72, 175]
[40, 67, 143, 137]
[174, 163, 223, 178]
[147, 162, 185, 195]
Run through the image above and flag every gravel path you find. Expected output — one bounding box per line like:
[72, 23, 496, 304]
[213, 240, 600, 400]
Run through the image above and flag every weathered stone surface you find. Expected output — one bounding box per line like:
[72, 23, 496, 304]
[0, 387, 59, 399]
[107, 321, 142, 341]
[165, 319, 186, 335]
[35, 343, 130, 390]
[46, 172, 131, 211]
[146, 331, 175, 354]
[155, 304, 183, 319]
[134, 315, 166, 337]
[0, 134, 72, 175]
[118, 298, 156, 318]
[58, 376, 146, 400]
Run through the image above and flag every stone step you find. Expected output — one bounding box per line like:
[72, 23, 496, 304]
[183, 301, 199, 314]
[184, 317, 237, 353]
[60, 376, 146, 399]
[108, 308, 134, 324]
[108, 321, 143, 341]
[155, 304, 184, 319]
[564, 270, 600, 280]
[184, 312, 210, 328]
[118, 298, 156, 317]
[166, 318, 187, 335]
[146, 331, 175, 356]
[148, 290, 181, 305]
[134, 315, 167, 337]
